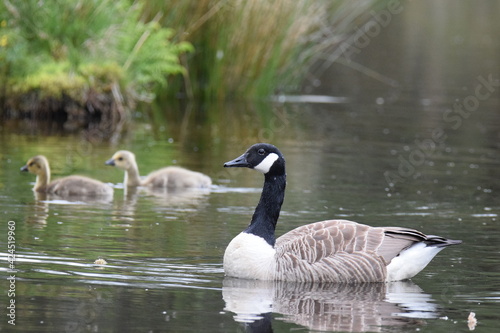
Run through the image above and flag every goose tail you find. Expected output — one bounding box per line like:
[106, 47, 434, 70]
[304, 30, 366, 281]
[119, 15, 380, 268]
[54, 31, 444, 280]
[424, 236, 462, 248]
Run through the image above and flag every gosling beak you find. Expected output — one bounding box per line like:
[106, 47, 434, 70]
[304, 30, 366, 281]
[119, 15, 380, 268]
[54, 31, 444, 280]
[224, 153, 250, 168]
[105, 159, 115, 166]
[20, 165, 28, 172]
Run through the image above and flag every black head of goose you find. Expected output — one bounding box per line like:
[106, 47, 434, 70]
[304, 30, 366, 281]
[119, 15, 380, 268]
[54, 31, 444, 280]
[223, 143, 461, 282]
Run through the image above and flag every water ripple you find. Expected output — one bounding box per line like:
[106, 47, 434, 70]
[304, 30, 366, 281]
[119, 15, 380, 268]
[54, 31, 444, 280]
[0, 252, 224, 290]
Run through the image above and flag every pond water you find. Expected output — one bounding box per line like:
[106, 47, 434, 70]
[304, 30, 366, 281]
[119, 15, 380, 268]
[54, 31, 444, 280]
[1, 1, 500, 332]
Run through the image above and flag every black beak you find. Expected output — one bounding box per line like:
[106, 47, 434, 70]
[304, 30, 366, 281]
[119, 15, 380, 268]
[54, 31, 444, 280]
[105, 159, 115, 166]
[224, 153, 250, 168]
[20, 165, 28, 172]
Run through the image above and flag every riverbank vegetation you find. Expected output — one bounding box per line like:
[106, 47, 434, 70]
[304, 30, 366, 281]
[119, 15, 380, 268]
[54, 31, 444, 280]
[0, 0, 376, 128]
[0, 0, 192, 128]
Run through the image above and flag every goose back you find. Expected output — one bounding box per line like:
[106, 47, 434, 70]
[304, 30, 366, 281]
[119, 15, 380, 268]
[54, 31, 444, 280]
[274, 219, 461, 282]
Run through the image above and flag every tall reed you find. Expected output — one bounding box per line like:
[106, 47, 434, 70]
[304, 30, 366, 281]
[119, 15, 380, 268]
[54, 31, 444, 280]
[142, 0, 377, 101]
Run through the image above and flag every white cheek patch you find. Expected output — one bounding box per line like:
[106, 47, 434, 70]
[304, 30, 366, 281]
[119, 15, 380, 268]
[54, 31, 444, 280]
[254, 153, 279, 174]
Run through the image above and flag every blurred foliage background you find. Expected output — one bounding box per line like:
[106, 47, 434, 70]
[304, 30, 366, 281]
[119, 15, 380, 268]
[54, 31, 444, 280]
[0, 0, 377, 119]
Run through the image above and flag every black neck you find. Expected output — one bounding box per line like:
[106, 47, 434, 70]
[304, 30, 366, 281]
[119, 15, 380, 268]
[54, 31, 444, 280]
[244, 173, 286, 247]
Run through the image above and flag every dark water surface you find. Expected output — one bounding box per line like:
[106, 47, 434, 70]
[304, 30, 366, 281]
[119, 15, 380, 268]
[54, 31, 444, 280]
[1, 1, 500, 332]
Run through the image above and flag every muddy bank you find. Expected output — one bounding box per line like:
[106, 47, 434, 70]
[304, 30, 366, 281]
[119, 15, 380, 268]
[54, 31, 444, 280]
[1, 87, 127, 138]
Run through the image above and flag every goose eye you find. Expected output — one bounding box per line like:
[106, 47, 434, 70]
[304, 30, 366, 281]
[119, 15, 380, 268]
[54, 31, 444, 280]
[257, 148, 265, 155]
[29, 162, 34, 167]
[118, 157, 123, 161]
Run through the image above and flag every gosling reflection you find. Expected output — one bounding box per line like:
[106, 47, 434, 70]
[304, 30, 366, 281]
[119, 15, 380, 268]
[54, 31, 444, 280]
[145, 186, 211, 206]
[223, 278, 438, 332]
[31, 191, 113, 204]
[25, 191, 114, 227]
[25, 196, 49, 226]
[110, 186, 211, 224]
[110, 185, 139, 224]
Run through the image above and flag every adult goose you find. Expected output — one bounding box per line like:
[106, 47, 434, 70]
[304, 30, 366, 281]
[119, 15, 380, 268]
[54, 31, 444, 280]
[223, 143, 461, 282]
[105, 150, 212, 189]
[21, 155, 113, 197]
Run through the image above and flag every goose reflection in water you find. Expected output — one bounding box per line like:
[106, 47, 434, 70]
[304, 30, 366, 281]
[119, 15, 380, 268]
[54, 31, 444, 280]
[223, 278, 439, 332]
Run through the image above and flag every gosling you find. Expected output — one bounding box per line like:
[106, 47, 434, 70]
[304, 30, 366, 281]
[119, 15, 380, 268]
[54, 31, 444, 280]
[105, 150, 211, 189]
[21, 155, 113, 197]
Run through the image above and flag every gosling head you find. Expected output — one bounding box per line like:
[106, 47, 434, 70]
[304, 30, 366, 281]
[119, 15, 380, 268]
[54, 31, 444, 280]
[105, 150, 136, 171]
[20, 155, 50, 176]
[224, 143, 285, 176]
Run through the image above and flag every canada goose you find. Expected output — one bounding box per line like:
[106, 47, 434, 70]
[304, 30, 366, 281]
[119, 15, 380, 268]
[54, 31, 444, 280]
[223, 143, 462, 282]
[21, 155, 113, 197]
[105, 150, 212, 189]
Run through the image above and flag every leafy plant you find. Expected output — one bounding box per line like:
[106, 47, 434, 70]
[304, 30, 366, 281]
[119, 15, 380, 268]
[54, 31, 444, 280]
[0, 0, 192, 111]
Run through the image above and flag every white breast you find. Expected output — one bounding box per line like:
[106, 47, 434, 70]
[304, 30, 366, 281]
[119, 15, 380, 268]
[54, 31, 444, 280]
[223, 232, 276, 280]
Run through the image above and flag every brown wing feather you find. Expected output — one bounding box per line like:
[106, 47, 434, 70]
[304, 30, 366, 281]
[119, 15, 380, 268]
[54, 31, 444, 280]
[274, 220, 388, 282]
